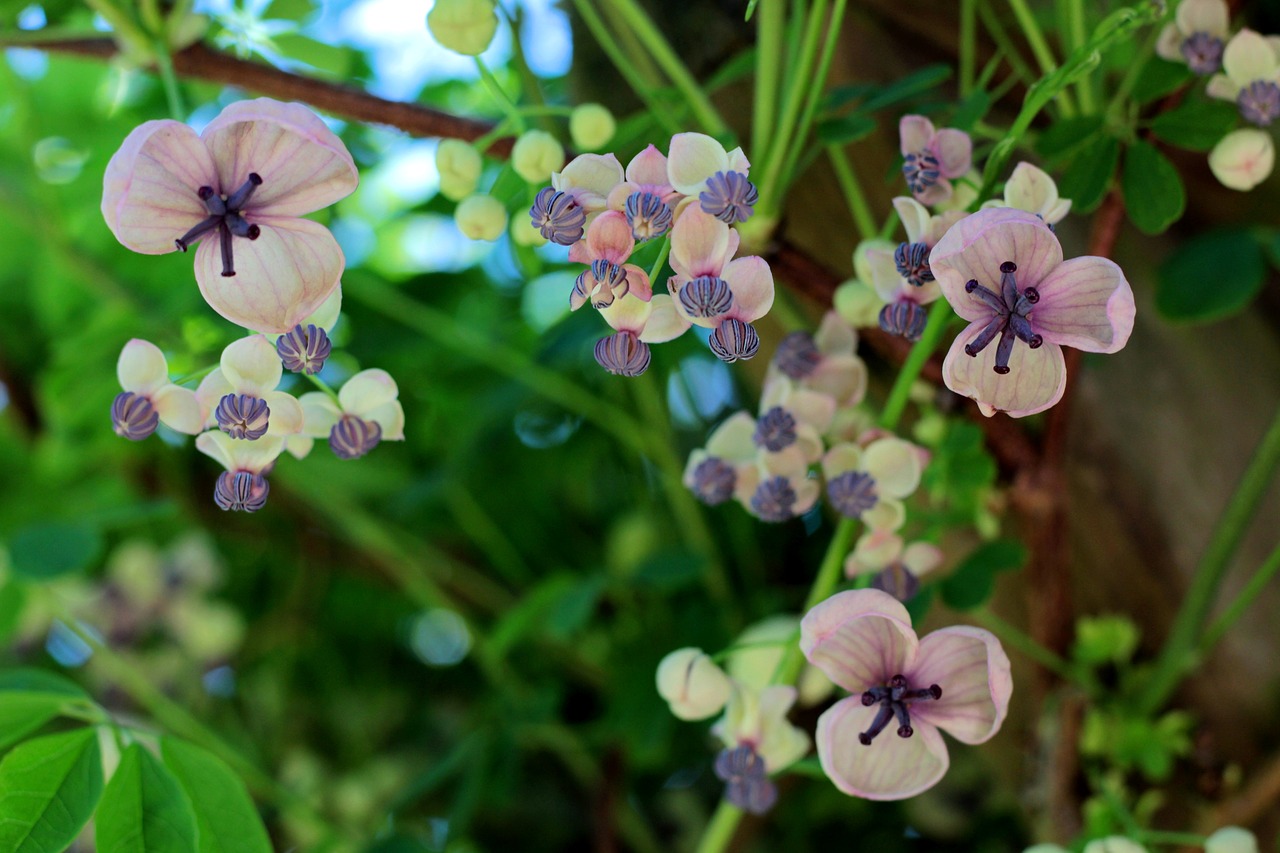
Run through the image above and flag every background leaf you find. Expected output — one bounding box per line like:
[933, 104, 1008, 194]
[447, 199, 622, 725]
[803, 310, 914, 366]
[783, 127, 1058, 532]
[1156, 228, 1267, 322]
[1149, 99, 1240, 151]
[97, 742, 199, 853]
[0, 728, 103, 852]
[939, 540, 1028, 610]
[1122, 141, 1186, 235]
[1058, 134, 1120, 213]
[7, 521, 104, 581]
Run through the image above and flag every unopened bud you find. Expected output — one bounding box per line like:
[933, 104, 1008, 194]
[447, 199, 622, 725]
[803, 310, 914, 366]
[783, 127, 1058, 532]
[509, 214, 547, 247]
[436, 139, 483, 202]
[656, 647, 731, 720]
[569, 103, 616, 151]
[454, 193, 508, 241]
[512, 130, 565, 184]
[1209, 128, 1274, 191]
[1205, 827, 1258, 853]
[833, 279, 885, 329]
[426, 0, 498, 56]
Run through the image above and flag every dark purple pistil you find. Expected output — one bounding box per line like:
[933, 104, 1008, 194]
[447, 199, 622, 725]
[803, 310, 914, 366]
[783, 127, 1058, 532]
[1238, 80, 1280, 127]
[175, 173, 264, 277]
[828, 471, 878, 518]
[902, 151, 940, 194]
[215, 393, 270, 441]
[714, 745, 777, 815]
[625, 191, 673, 241]
[691, 457, 736, 505]
[573, 259, 629, 310]
[709, 319, 760, 363]
[1181, 31, 1224, 75]
[699, 170, 757, 224]
[773, 331, 821, 379]
[879, 301, 928, 342]
[214, 470, 269, 512]
[111, 391, 159, 441]
[678, 275, 734, 319]
[858, 673, 943, 745]
[329, 414, 382, 459]
[894, 241, 934, 287]
[277, 324, 332, 375]
[751, 476, 797, 522]
[594, 331, 651, 376]
[753, 405, 797, 452]
[962, 261, 1042, 375]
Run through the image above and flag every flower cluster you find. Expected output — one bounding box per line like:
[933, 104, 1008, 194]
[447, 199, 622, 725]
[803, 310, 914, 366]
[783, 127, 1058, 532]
[104, 99, 405, 512]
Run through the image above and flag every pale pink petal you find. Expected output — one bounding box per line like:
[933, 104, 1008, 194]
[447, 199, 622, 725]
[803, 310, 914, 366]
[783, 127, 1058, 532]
[786, 389, 837, 433]
[931, 129, 973, 178]
[194, 216, 344, 333]
[298, 391, 342, 438]
[942, 333, 1066, 418]
[1155, 24, 1184, 61]
[914, 179, 953, 207]
[908, 627, 1012, 744]
[194, 371, 232, 427]
[863, 437, 922, 499]
[307, 284, 343, 331]
[865, 248, 908, 303]
[816, 697, 950, 800]
[667, 132, 731, 195]
[339, 368, 399, 415]
[219, 335, 283, 396]
[263, 391, 304, 435]
[902, 542, 943, 577]
[200, 98, 358, 216]
[929, 208, 1064, 322]
[1209, 128, 1275, 191]
[582, 211, 635, 264]
[800, 589, 918, 693]
[553, 153, 624, 210]
[151, 384, 204, 435]
[670, 207, 730, 279]
[725, 146, 750, 175]
[815, 312, 856, 356]
[626, 144, 669, 185]
[722, 256, 774, 322]
[892, 197, 931, 245]
[600, 291, 653, 333]
[620, 264, 653, 302]
[638, 294, 691, 343]
[809, 356, 867, 406]
[924, 209, 967, 245]
[103, 120, 218, 254]
[1032, 256, 1135, 353]
[705, 412, 758, 461]
[1177, 0, 1229, 38]
[851, 531, 904, 573]
[898, 115, 936, 156]
[366, 400, 405, 440]
[117, 339, 171, 395]
[1223, 30, 1279, 86]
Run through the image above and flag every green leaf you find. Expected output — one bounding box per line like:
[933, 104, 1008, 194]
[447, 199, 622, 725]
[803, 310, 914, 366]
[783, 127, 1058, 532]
[1035, 116, 1106, 161]
[1131, 57, 1193, 104]
[951, 89, 991, 131]
[97, 742, 199, 853]
[1058, 134, 1120, 214]
[1156, 228, 1266, 322]
[161, 739, 271, 853]
[705, 48, 757, 93]
[0, 669, 87, 697]
[488, 573, 604, 658]
[939, 540, 1028, 610]
[8, 521, 104, 581]
[1149, 99, 1240, 151]
[0, 728, 103, 852]
[0, 694, 76, 750]
[859, 65, 953, 114]
[1122, 141, 1186, 234]
[0, 581, 26, 646]
[815, 114, 877, 146]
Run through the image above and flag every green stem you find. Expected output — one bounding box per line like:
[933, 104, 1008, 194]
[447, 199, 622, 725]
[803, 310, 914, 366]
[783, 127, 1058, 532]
[1140, 401, 1280, 714]
[646, 237, 671, 284]
[475, 57, 526, 132]
[826, 144, 877, 242]
[960, 0, 977, 95]
[304, 372, 341, 405]
[1199, 540, 1280, 653]
[879, 305, 951, 428]
[752, 0, 785, 166]
[1005, 0, 1076, 117]
[973, 608, 1076, 681]
[1065, 0, 1095, 113]
[694, 801, 745, 853]
[601, 0, 729, 136]
[1106, 26, 1160, 119]
[153, 41, 186, 118]
[975, 0, 1038, 86]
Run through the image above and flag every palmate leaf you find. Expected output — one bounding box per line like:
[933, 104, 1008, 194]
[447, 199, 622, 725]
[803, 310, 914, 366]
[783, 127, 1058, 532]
[161, 739, 272, 853]
[0, 728, 103, 853]
[96, 743, 198, 853]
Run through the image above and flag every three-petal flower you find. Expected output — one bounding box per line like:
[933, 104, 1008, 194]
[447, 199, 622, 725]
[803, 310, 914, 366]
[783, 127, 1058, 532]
[112, 340, 204, 440]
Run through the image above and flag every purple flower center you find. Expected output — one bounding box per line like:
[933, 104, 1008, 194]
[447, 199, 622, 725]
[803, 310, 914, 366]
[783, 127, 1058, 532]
[329, 414, 382, 459]
[871, 563, 920, 602]
[714, 745, 777, 815]
[530, 187, 586, 245]
[214, 470, 270, 512]
[753, 405, 797, 452]
[894, 241, 935, 287]
[573, 259, 630, 310]
[858, 673, 943, 745]
[594, 331, 651, 376]
[624, 191, 673, 241]
[827, 471, 878, 518]
[878, 301, 928, 342]
[699, 170, 758, 224]
[277, 324, 332, 375]
[902, 151, 941, 194]
[773, 331, 821, 379]
[175, 173, 264, 277]
[677, 275, 734, 319]
[961, 260, 1043, 375]
[1237, 81, 1280, 127]
[111, 391, 159, 441]
[215, 393, 271, 441]
[1181, 31, 1224, 75]
[709, 319, 760, 363]
[690, 457, 736, 505]
[751, 475, 798, 522]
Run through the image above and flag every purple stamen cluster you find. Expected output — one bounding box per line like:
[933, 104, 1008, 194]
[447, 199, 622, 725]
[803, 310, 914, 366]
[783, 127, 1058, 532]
[1238, 80, 1280, 127]
[529, 187, 586, 245]
[624, 191, 673, 241]
[215, 394, 271, 441]
[827, 471, 878, 518]
[902, 151, 940, 194]
[594, 331, 652, 377]
[773, 331, 821, 379]
[175, 173, 263, 277]
[962, 261, 1042, 374]
[699, 170, 758, 224]
[214, 470, 270, 512]
[858, 673, 943, 745]
[677, 275, 734, 319]
[573, 259, 630, 310]
[878, 301, 928, 342]
[709, 319, 760, 363]
[871, 563, 920, 602]
[329, 414, 383, 460]
[111, 391, 160, 441]
[753, 406, 798, 452]
[714, 745, 778, 815]
[894, 241, 935, 287]
[751, 476, 797, 522]
[1181, 31, 1224, 75]
[690, 457, 736, 505]
[277, 324, 332, 375]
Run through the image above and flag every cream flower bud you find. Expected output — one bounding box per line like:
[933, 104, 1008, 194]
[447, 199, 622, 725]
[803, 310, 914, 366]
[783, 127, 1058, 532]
[656, 647, 731, 720]
[1208, 128, 1275, 191]
[436, 139, 483, 202]
[512, 130, 565, 184]
[569, 103, 616, 151]
[1205, 827, 1259, 853]
[510, 213, 547, 247]
[454, 193, 508, 241]
[426, 0, 498, 56]
[833, 279, 885, 329]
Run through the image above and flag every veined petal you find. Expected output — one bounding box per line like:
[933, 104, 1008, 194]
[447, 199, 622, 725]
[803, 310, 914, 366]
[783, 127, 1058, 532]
[196, 430, 284, 473]
[1177, 0, 1229, 38]
[800, 589, 918, 692]
[1004, 162, 1059, 217]
[816, 697, 949, 800]
[914, 179, 953, 207]
[722, 256, 774, 322]
[638, 294, 691, 343]
[103, 120, 219, 254]
[152, 384, 204, 435]
[863, 437, 922, 499]
[908, 626, 1012, 744]
[220, 335, 284, 395]
[366, 400, 406, 440]
[200, 98, 358, 216]
[263, 390, 304, 435]
[1032, 256, 1135, 353]
[194, 216, 344, 334]
[600, 291, 653, 334]
[929, 208, 1063, 322]
[898, 115, 936, 155]
[117, 339, 171, 395]
[931, 129, 973, 178]
[620, 264, 653, 302]
[943, 333, 1066, 418]
[339, 368, 399, 415]
[625, 144, 669, 186]
[667, 132, 730, 195]
[298, 391, 342, 438]
[893, 197, 931, 245]
[583, 210, 635, 264]
[670, 207, 731, 279]
[706, 411, 760, 461]
[1223, 30, 1279, 86]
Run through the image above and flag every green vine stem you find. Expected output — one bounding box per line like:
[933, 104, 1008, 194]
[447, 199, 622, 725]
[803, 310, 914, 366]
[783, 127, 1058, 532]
[475, 57, 526, 133]
[1199, 540, 1280, 653]
[879, 304, 952, 428]
[973, 608, 1076, 681]
[752, 0, 785, 166]
[1005, 0, 1077, 117]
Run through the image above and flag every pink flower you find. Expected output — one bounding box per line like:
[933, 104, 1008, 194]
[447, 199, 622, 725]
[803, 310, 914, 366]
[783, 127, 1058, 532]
[593, 293, 690, 376]
[102, 98, 358, 333]
[899, 116, 972, 206]
[801, 589, 1012, 800]
[567, 211, 653, 310]
[930, 207, 1136, 417]
[605, 144, 681, 241]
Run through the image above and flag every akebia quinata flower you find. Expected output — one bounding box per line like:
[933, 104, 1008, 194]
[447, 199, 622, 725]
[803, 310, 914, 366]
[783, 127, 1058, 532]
[801, 589, 1012, 800]
[112, 340, 203, 440]
[196, 431, 284, 512]
[1155, 0, 1230, 75]
[930, 208, 1136, 418]
[102, 98, 357, 332]
[898, 115, 972, 206]
[195, 335, 304, 440]
[297, 369, 405, 459]
[1206, 30, 1280, 127]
